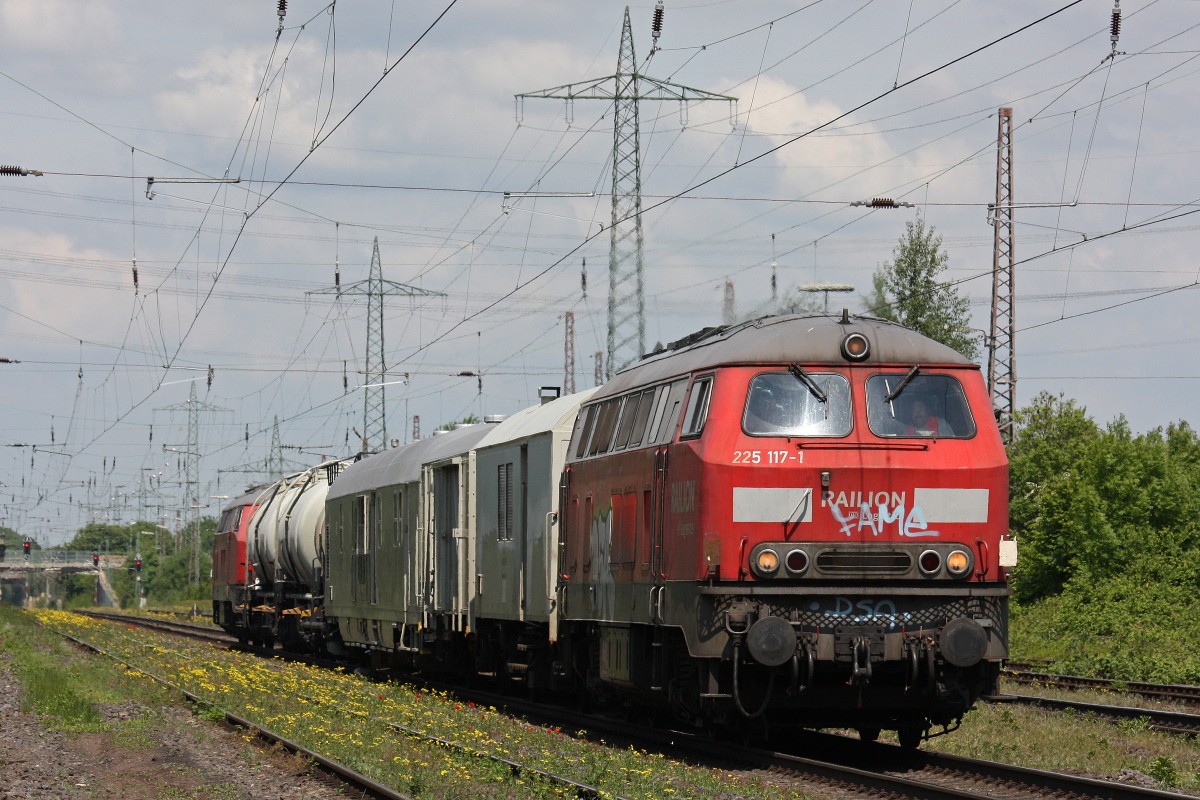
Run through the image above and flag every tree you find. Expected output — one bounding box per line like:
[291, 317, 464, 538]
[435, 414, 481, 433]
[866, 214, 979, 359]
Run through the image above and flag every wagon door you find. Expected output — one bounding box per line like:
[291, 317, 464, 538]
[432, 463, 460, 614]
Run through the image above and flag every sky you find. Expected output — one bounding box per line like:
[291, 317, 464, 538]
[2, 0, 1199, 545]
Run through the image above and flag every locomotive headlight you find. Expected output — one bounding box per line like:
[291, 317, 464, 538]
[754, 548, 780, 577]
[946, 548, 972, 578]
[841, 332, 870, 361]
[918, 549, 942, 576]
[784, 548, 809, 576]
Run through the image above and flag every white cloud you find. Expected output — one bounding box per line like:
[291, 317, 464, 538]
[0, 0, 121, 55]
[735, 75, 897, 198]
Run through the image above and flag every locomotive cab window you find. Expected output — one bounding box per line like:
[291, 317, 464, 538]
[742, 371, 851, 437]
[866, 373, 976, 438]
[680, 375, 714, 439]
[571, 404, 598, 459]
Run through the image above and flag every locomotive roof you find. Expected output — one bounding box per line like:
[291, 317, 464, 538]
[475, 388, 599, 451]
[596, 312, 976, 399]
[327, 423, 493, 500]
[222, 486, 269, 511]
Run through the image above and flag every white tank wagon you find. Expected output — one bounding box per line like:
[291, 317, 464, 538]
[248, 459, 352, 592]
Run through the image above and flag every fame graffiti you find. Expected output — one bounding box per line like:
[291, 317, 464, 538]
[828, 499, 940, 538]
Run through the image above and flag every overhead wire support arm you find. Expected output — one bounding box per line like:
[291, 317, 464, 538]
[145, 175, 241, 200]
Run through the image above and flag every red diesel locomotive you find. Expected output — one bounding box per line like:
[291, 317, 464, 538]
[558, 312, 1012, 745]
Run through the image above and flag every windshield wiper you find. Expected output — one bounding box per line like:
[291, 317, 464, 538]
[884, 365, 921, 402]
[788, 364, 827, 404]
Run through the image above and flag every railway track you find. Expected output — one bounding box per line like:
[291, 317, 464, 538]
[61, 611, 1198, 800]
[990, 693, 1200, 737]
[83, 610, 235, 644]
[1005, 665, 1200, 705]
[451, 684, 1199, 800]
[48, 612, 628, 800]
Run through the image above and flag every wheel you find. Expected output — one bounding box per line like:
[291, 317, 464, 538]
[897, 725, 923, 750]
[858, 727, 881, 743]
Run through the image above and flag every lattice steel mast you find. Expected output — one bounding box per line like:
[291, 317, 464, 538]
[157, 381, 230, 586]
[518, 6, 735, 376]
[309, 237, 444, 454]
[987, 107, 1016, 444]
[563, 311, 576, 394]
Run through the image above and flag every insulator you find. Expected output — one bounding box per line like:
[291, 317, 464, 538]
[1, 165, 29, 176]
[277, 0, 287, 20]
[132, 263, 139, 290]
[207, 364, 214, 387]
[1110, 3, 1121, 43]
[652, 1, 665, 39]
[871, 197, 897, 208]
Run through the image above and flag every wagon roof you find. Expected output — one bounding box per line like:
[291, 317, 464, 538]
[327, 423, 493, 499]
[596, 312, 976, 398]
[475, 388, 598, 451]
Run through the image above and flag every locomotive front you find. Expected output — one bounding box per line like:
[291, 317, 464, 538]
[558, 314, 1012, 745]
[677, 314, 1012, 744]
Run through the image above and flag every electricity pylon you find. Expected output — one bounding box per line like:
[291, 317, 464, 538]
[518, 6, 735, 376]
[157, 381, 230, 586]
[309, 237, 444, 454]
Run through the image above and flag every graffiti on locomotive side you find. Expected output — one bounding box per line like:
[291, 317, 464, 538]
[669, 480, 695, 514]
[588, 501, 616, 616]
[828, 496, 941, 538]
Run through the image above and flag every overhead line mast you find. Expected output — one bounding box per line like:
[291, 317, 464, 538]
[987, 107, 1016, 444]
[518, 4, 736, 377]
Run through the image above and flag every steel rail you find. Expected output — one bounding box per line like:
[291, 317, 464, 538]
[989, 693, 1200, 737]
[1005, 667, 1200, 704]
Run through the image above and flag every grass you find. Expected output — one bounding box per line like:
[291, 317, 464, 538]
[29, 608, 815, 800]
[0, 604, 177, 734]
[923, 701, 1200, 790]
[16, 606, 1200, 796]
